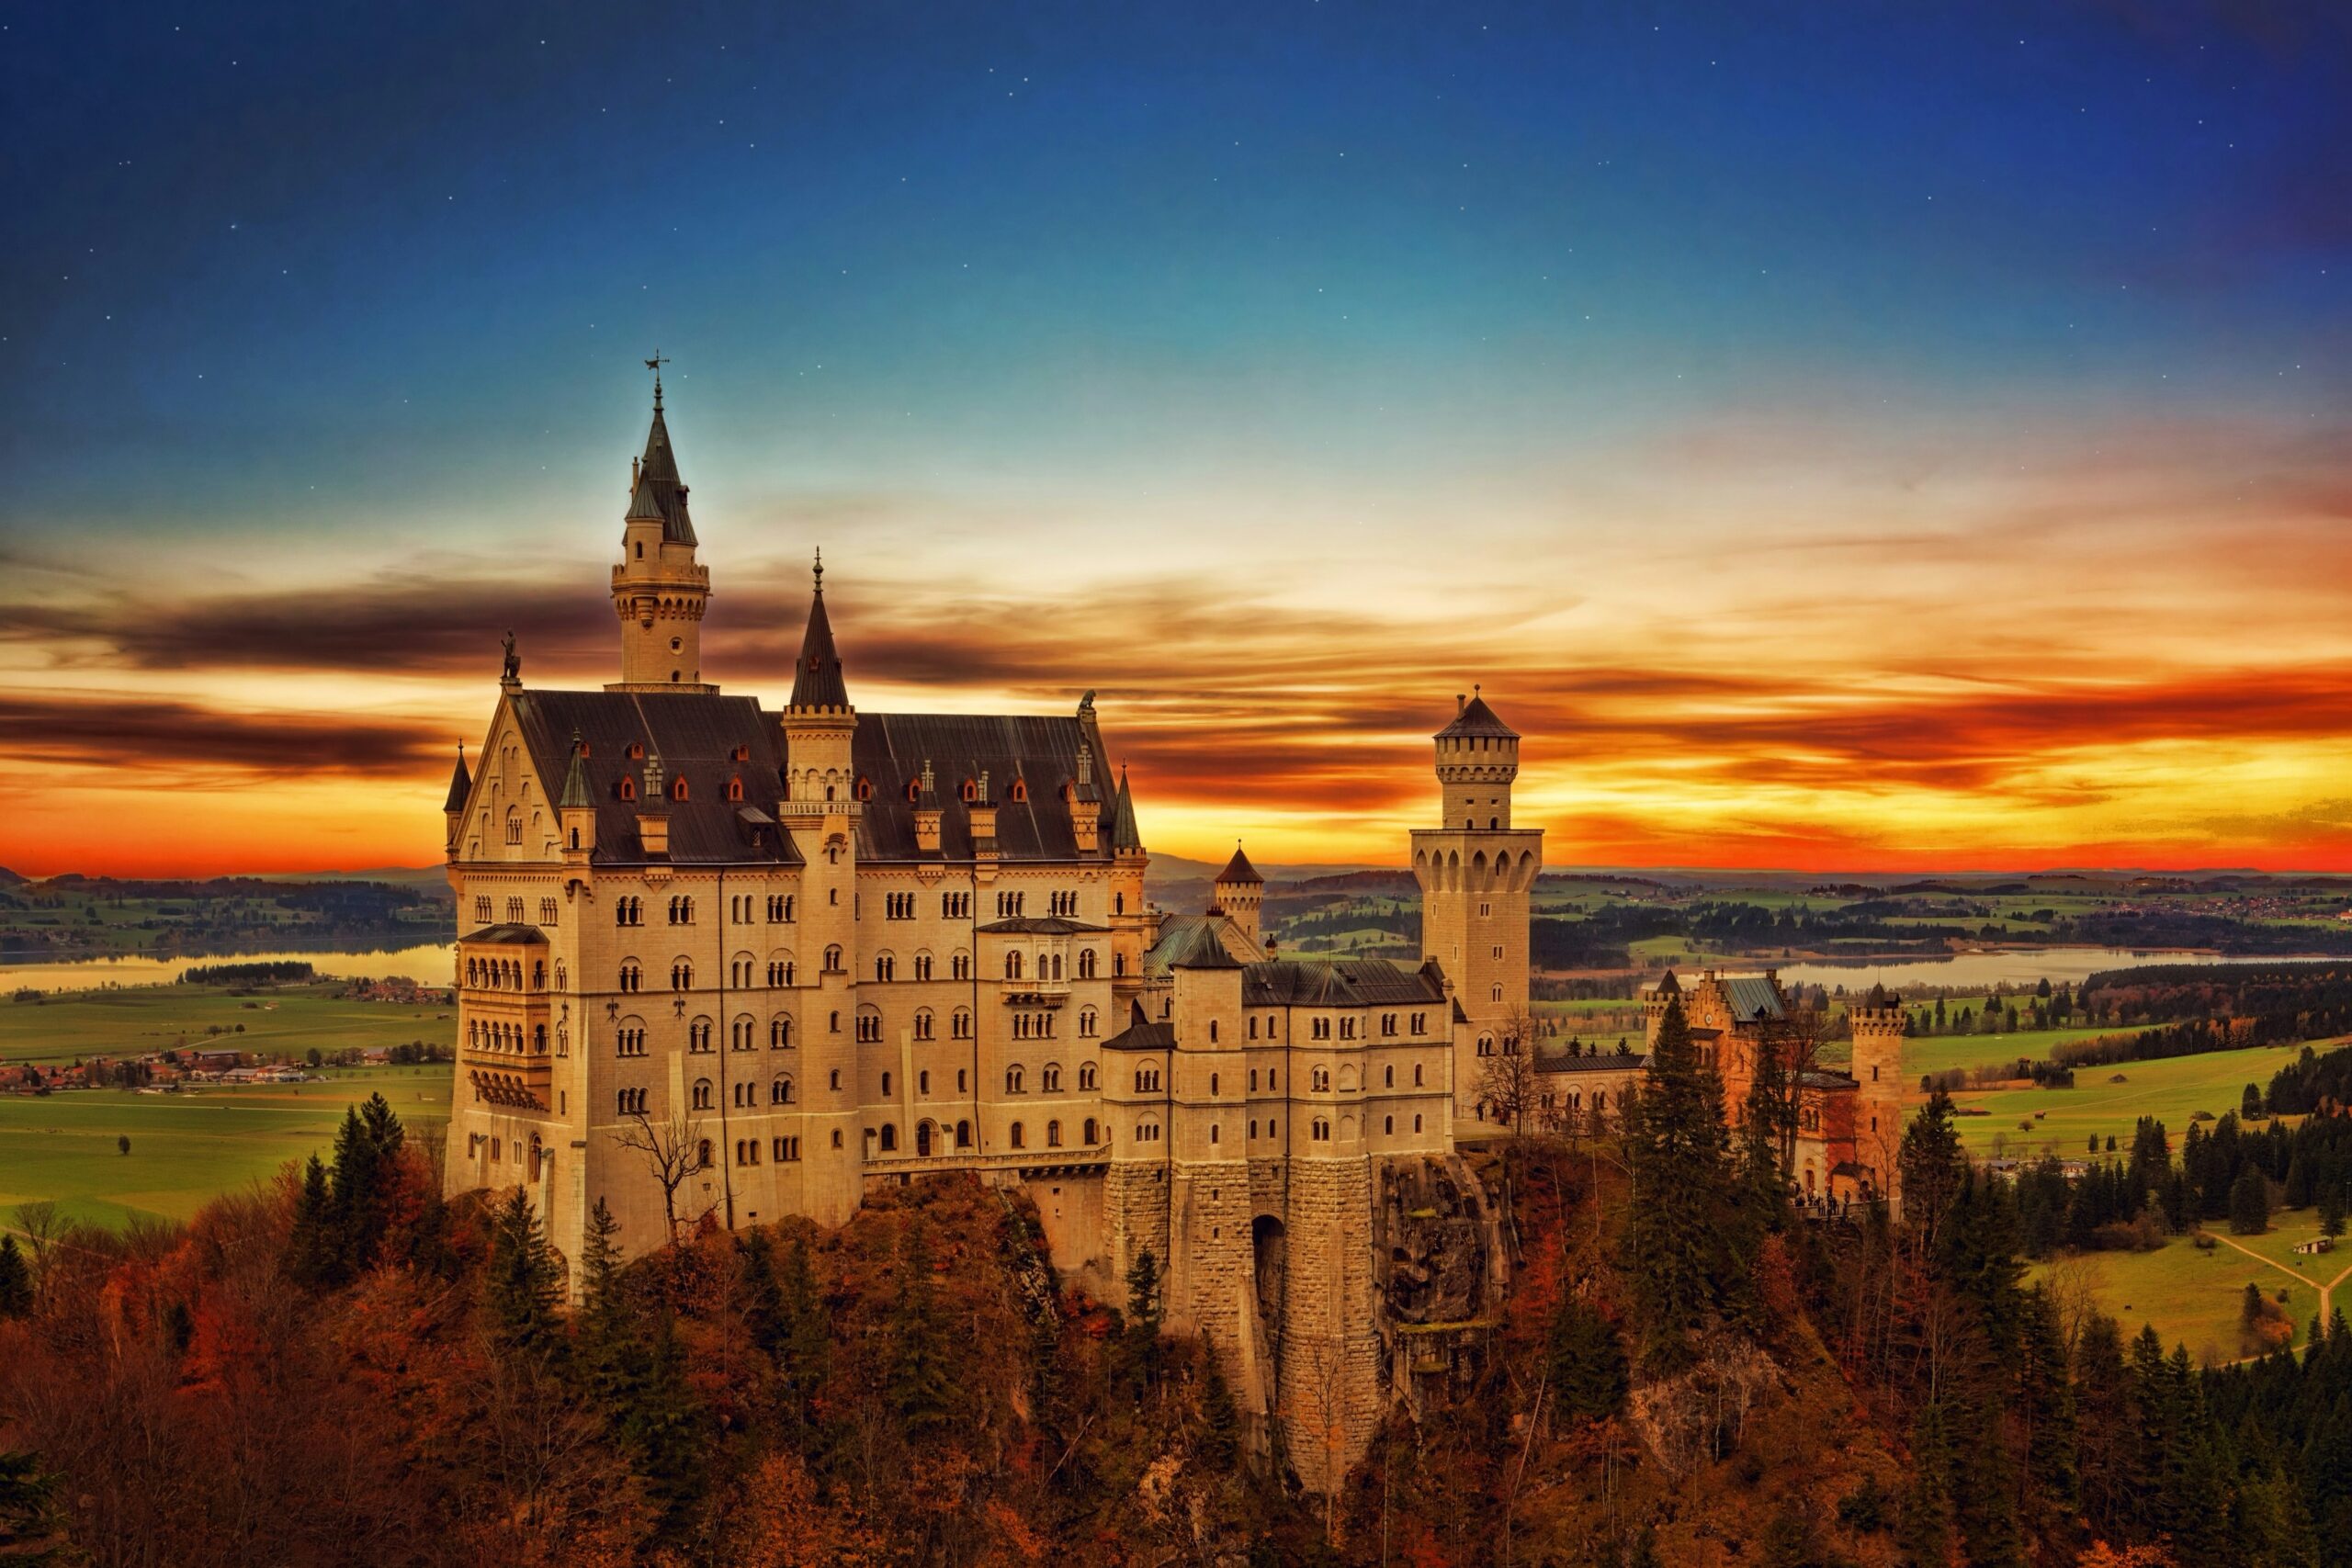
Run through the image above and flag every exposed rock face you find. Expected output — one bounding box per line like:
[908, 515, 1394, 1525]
[1627, 1334, 1790, 1480]
[1372, 1155, 1510, 1416]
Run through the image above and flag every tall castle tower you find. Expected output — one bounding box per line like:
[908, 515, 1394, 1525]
[1411, 690, 1544, 1100]
[779, 555, 864, 1222]
[1848, 987, 1912, 1212]
[608, 363, 717, 693]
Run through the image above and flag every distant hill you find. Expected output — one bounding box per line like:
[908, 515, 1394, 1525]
[0, 865, 24, 886]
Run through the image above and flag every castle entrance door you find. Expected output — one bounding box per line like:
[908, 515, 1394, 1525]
[916, 1121, 934, 1157]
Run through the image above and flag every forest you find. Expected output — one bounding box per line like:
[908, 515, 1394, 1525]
[7, 1015, 2352, 1562]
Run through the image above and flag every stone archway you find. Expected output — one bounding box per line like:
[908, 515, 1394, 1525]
[1251, 1214, 1287, 1328]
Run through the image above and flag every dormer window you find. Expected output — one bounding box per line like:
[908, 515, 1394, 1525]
[855, 776, 874, 802]
[672, 777, 689, 802]
[618, 777, 637, 802]
[734, 745, 750, 761]
[627, 742, 645, 761]
[906, 778, 922, 803]
[1008, 778, 1028, 803]
[727, 777, 744, 802]
[961, 779, 978, 803]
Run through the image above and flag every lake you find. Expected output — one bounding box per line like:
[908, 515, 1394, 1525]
[1770, 946, 2339, 993]
[2, 942, 458, 993]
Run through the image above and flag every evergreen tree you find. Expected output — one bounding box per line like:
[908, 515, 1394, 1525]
[888, 1223, 965, 1438]
[1545, 1292, 1629, 1425]
[1902, 1399, 1957, 1565]
[1622, 997, 1737, 1369]
[1124, 1247, 1165, 1389]
[2232, 1164, 2272, 1235]
[1197, 1336, 1242, 1470]
[2321, 1188, 2347, 1241]
[482, 1188, 564, 1364]
[2246, 1082, 2268, 1121]
[0, 1238, 29, 1319]
[285, 1154, 337, 1289]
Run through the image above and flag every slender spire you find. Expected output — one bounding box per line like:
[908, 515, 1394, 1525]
[559, 730, 593, 809]
[442, 743, 471, 813]
[789, 550, 850, 709]
[630, 357, 695, 545]
[1108, 763, 1144, 853]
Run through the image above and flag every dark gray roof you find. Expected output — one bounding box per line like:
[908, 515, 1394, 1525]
[854, 712, 1114, 863]
[1722, 976, 1787, 1023]
[443, 747, 472, 813]
[505, 689, 797, 867]
[977, 916, 1109, 935]
[635, 400, 696, 545]
[1216, 845, 1263, 885]
[1798, 1069, 1859, 1091]
[789, 578, 849, 710]
[1161, 920, 1242, 971]
[1655, 968, 1680, 996]
[1436, 692, 1516, 740]
[460, 923, 548, 945]
[1102, 1019, 1176, 1052]
[1538, 1049, 1649, 1075]
[501, 690, 1122, 868]
[1241, 956, 1447, 1007]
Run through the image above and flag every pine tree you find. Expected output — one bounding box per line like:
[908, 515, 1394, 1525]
[0, 1237, 29, 1319]
[482, 1188, 565, 1364]
[2232, 1164, 2271, 1235]
[1197, 1336, 1242, 1470]
[286, 1154, 337, 1289]
[1546, 1292, 1628, 1424]
[2321, 1188, 2346, 1241]
[1622, 997, 1736, 1369]
[1124, 1247, 1165, 1390]
[888, 1223, 964, 1438]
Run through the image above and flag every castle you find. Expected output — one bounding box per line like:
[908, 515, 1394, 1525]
[1534, 970, 1911, 1209]
[439, 375, 1541, 1485]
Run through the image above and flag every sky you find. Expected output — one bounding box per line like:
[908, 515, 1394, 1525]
[3, 2, 2350, 877]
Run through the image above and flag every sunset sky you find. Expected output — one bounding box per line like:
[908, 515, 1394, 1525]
[4, 3, 2349, 877]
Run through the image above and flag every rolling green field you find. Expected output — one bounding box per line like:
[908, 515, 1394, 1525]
[1948, 1038, 2320, 1159]
[1891, 1023, 2157, 1079]
[2030, 1221, 2331, 1370]
[0, 1066, 451, 1230]
[0, 983, 450, 1065]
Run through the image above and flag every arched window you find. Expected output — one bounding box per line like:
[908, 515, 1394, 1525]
[692, 1078, 713, 1111]
[855, 775, 874, 801]
[1009, 1121, 1025, 1149]
[772, 1075, 795, 1105]
[672, 776, 689, 802]
[1079, 1062, 1098, 1090]
[727, 776, 743, 801]
[1009, 778, 1027, 803]
[1006, 1065, 1025, 1093]
[504, 808, 522, 845]
[913, 1009, 934, 1041]
[1046, 1119, 1062, 1147]
[619, 776, 637, 802]
[878, 1123, 898, 1152]
[823, 945, 843, 973]
[956, 1120, 972, 1149]
[1077, 947, 1096, 979]
[1005, 951, 1023, 981]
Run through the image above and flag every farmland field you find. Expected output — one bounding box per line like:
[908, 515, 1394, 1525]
[0, 1065, 450, 1230]
[2030, 1221, 2332, 1371]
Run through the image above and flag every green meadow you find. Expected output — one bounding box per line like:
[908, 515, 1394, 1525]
[2030, 1220, 2333, 1371]
[0, 1066, 451, 1231]
[0, 982, 450, 1065]
[1947, 1038, 2316, 1160]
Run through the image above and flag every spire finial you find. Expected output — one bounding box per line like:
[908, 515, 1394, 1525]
[813, 547, 824, 594]
[644, 351, 668, 409]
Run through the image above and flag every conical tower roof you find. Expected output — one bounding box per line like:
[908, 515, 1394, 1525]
[442, 745, 472, 812]
[788, 552, 850, 709]
[1108, 765, 1144, 853]
[631, 374, 696, 546]
[1436, 687, 1516, 740]
[1216, 843, 1263, 886]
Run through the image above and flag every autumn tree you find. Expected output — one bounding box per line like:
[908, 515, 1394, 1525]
[613, 1105, 711, 1248]
[483, 1188, 565, 1365]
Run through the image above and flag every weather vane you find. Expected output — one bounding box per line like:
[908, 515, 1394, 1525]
[644, 351, 669, 407]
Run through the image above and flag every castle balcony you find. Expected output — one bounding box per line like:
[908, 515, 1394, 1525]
[1001, 982, 1070, 1007]
[860, 1140, 1111, 1180]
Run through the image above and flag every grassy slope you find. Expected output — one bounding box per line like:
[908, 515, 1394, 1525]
[1946, 1038, 2318, 1160]
[0, 1064, 450, 1229]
